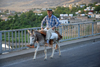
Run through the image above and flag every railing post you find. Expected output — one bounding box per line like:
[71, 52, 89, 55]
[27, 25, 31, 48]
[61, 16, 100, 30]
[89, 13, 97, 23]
[78, 24, 80, 38]
[59, 26, 62, 36]
[92, 22, 94, 36]
[0, 32, 2, 54]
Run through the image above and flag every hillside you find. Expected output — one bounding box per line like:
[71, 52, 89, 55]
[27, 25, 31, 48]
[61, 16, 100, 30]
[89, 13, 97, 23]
[0, 0, 100, 12]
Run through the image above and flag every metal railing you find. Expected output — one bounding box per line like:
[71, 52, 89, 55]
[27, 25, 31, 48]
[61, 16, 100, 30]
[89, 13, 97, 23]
[0, 22, 100, 54]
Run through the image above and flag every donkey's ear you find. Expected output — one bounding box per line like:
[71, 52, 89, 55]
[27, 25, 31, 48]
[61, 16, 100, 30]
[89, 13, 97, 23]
[27, 30, 32, 34]
[32, 30, 35, 35]
[33, 31, 36, 36]
[32, 30, 34, 32]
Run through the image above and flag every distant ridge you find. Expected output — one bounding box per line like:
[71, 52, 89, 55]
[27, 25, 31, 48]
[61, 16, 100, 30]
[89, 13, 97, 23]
[0, 0, 100, 11]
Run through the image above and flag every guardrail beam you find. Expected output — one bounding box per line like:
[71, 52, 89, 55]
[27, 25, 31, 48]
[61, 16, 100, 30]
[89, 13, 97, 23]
[0, 32, 2, 54]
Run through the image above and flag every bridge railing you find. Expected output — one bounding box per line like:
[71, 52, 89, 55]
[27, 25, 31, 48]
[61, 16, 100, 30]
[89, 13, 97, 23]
[60, 22, 100, 42]
[0, 22, 100, 54]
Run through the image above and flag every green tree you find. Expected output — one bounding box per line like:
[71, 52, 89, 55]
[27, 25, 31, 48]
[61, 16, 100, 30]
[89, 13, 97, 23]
[88, 3, 93, 6]
[94, 5, 100, 12]
[0, 18, 2, 22]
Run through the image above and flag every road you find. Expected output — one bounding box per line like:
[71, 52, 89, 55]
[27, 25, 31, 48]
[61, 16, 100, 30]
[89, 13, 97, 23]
[1, 41, 100, 67]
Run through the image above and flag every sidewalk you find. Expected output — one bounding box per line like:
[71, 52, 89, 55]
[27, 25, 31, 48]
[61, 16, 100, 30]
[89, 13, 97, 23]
[0, 35, 100, 64]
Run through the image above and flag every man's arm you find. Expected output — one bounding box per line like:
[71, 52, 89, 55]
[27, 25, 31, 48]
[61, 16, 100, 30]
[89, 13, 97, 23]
[41, 16, 46, 29]
[52, 17, 60, 30]
[54, 17, 60, 28]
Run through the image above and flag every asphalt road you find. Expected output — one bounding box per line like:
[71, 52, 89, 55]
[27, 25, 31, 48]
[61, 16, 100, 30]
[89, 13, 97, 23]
[1, 41, 100, 67]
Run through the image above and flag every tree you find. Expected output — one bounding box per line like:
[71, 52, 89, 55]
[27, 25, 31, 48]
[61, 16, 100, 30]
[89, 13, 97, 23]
[94, 5, 100, 12]
[0, 18, 2, 22]
[88, 3, 93, 7]
[93, 2, 97, 7]
[14, 14, 18, 19]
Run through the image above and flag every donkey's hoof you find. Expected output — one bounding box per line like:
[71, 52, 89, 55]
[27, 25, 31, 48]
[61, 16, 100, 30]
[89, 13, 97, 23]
[59, 55, 61, 57]
[55, 50, 58, 52]
[44, 59, 47, 61]
[50, 57, 53, 59]
[33, 58, 36, 60]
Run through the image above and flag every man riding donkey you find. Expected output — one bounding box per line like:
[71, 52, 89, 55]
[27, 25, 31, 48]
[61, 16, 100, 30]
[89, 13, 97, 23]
[27, 9, 61, 48]
[27, 9, 62, 60]
[41, 9, 61, 47]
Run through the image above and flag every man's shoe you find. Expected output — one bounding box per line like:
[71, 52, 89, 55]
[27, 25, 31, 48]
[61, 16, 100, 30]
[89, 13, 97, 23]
[45, 43, 49, 47]
[27, 45, 34, 48]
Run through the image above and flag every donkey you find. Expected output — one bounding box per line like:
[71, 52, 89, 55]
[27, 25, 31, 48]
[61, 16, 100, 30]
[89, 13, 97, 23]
[27, 30, 62, 60]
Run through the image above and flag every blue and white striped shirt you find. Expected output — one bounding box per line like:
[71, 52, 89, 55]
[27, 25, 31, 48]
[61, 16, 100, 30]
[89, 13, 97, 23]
[41, 15, 60, 28]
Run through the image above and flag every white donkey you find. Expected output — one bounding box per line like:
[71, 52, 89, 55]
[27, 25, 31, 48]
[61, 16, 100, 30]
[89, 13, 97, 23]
[27, 30, 62, 60]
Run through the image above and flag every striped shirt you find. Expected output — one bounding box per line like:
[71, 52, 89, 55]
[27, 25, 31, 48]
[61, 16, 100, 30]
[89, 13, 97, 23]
[41, 15, 60, 28]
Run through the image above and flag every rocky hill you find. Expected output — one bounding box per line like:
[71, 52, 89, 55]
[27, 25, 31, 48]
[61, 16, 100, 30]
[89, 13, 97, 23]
[0, 0, 100, 11]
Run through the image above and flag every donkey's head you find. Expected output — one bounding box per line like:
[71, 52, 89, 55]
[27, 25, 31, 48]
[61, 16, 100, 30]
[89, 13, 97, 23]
[27, 30, 37, 45]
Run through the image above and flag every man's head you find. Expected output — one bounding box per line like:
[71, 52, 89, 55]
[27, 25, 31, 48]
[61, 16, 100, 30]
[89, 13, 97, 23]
[47, 9, 52, 17]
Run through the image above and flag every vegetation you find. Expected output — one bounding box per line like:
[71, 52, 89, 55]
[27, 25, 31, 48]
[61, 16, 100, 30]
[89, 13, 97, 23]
[0, 2, 100, 31]
[94, 5, 100, 13]
[54, 6, 86, 16]
[0, 10, 47, 30]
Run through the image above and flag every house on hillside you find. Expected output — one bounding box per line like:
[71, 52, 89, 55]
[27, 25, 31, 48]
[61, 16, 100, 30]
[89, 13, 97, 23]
[95, 3, 100, 6]
[1, 17, 8, 21]
[59, 20, 69, 24]
[88, 10, 94, 18]
[34, 9, 41, 13]
[10, 10, 16, 14]
[60, 14, 69, 20]
[91, 7, 95, 10]
[95, 14, 100, 19]
[80, 4, 85, 8]
[41, 8, 47, 11]
[69, 4, 72, 10]
[37, 14, 43, 16]
[80, 14, 85, 16]
[0, 10, 3, 13]
[69, 14, 73, 17]
[86, 7, 91, 11]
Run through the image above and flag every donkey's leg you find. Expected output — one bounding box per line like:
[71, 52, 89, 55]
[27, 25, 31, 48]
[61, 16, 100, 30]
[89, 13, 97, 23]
[57, 43, 61, 57]
[44, 46, 47, 60]
[33, 42, 39, 60]
[50, 44, 56, 59]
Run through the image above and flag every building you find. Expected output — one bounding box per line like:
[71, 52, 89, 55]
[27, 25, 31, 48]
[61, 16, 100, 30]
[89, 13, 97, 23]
[1, 17, 8, 21]
[37, 14, 43, 16]
[88, 10, 94, 15]
[80, 14, 85, 16]
[95, 14, 100, 19]
[95, 3, 100, 6]
[60, 14, 69, 20]
[0, 10, 3, 13]
[69, 4, 72, 10]
[34, 9, 41, 13]
[80, 4, 85, 8]
[41, 8, 47, 11]
[69, 14, 73, 17]
[91, 14, 95, 18]
[59, 20, 69, 24]
[91, 7, 95, 10]
[86, 7, 90, 11]
[10, 10, 16, 14]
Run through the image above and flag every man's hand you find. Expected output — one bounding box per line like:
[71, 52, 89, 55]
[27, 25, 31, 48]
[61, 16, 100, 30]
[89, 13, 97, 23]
[52, 27, 55, 30]
[41, 28, 44, 30]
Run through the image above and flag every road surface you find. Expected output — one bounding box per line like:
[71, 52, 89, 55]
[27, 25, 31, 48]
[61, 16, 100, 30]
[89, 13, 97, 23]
[1, 41, 100, 67]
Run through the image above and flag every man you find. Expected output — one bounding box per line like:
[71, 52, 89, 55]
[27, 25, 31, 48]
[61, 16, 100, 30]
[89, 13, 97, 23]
[41, 9, 60, 46]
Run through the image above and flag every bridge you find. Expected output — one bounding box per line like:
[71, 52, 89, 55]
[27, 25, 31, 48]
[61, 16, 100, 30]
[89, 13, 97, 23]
[0, 22, 100, 67]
